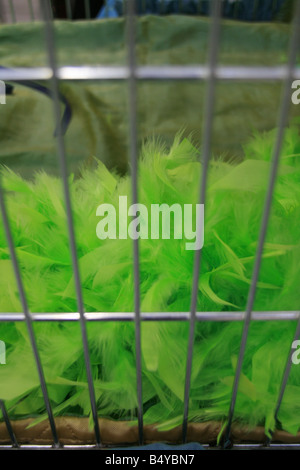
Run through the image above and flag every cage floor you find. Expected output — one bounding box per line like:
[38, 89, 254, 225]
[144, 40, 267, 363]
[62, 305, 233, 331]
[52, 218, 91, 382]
[1, 417, 300, 447]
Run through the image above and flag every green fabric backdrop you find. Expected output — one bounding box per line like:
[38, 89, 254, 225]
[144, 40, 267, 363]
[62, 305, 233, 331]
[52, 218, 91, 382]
[0, 15, 298, 178]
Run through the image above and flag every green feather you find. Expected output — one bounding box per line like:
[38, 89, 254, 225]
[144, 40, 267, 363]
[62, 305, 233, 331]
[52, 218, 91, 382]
[0, 122, 300, 437]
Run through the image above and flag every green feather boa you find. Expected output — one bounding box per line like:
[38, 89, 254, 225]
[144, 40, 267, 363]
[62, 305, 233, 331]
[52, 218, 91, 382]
[0, 123, 300, 437]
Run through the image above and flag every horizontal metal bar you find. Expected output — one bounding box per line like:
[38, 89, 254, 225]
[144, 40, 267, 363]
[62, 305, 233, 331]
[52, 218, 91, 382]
[0, 65, 300, 82]
[136, 65, 300, 81]
[0, 68, 53, 81]
[0, 311, 299, 322]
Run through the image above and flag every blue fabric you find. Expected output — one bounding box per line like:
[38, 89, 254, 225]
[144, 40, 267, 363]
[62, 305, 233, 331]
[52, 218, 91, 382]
[97, 0, 119, 18]
[97, 0, 287, 21]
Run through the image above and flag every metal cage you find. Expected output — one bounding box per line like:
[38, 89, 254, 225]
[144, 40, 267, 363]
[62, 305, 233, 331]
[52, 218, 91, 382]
[0, 0, 300, 450]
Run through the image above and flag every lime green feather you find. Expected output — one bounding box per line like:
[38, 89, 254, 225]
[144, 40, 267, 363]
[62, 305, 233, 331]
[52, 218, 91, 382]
[0, 124, 300, 437]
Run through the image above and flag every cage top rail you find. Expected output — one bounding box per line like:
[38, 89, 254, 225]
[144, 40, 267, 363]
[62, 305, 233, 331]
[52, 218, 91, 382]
[0, 65, 299, 82]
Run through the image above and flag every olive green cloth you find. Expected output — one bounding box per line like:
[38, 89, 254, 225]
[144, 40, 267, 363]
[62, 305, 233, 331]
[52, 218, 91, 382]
[0, 16, 298, 178]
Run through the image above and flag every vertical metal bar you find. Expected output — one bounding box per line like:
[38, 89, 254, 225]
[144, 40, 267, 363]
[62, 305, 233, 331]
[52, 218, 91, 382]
[65, 0, 72, 19]
[252, 0, 259, 21]
[182, 0, 222, 443]
[159, 0, 165, 15]
[0, 400, 19, 448]
[127, 0, 144, 445]
[40, 0, 101, 447]
[265, 317, 300, 444]
[0, 179, 60, 447]
[233, 0, 240, 20]
[28, 0, 35, 21]
[271, 0, 278, 20]
[198, 0, 204, 15]
[178, 0, 182, 14]
[8, 0, 16, 23]
[141, 0, 146, 15]
[223, 0, 300, 448]
[84, 0, 91, 19]
[0, 1, 4, 23]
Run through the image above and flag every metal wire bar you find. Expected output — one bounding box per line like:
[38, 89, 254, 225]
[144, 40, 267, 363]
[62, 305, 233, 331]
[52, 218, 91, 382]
[182, 0, 221, 444]
[252, 0, 259, 21]
[84, 0, 91, 19]
[0, 178, 60, 447]
[40, 0, 101, 447]
[159, 0, 164, 15]
[123, 0, 127, 17]
[8, 0, 16, 22]
[27, 0, 35, 21]
[141, 0, 146, 14]
[223, 1, 300, 449]
[0, 65, 299, 82]
[265, 315, 300, 445]
[271, 0, 279, 19]
[0, 400, 18, 447]
[126, 0, 143, 446]
[0, 311, 299, 323]
[65, 0, 72, 20]
[233, 0, 240, 20]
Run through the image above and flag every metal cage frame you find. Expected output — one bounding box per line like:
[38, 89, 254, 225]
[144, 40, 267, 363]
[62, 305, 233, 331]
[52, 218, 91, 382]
[0, 0, 300, 450]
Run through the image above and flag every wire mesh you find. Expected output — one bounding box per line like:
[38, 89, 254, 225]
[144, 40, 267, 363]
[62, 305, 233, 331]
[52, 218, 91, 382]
[0, 0, 299, 450]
